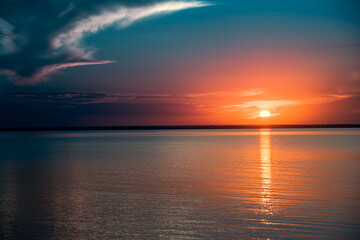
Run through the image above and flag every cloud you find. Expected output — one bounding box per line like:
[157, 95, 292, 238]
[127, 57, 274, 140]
[0, 33, 18, 37]
[0, 60, 113, 85]
[52, 1, 210, 57]
[4, 91, 181, 104]
[58, 3, 75, 18]
[238, 89, 265, 97]
[0, 0, 211, 85]
[240, 100, 299, 110]
[224, 93, 355, 119]
[349, 71, 360, 82]
[0, 90, 201, 127]
[186, 89, 264, 98]
[0, 18, 17, 54]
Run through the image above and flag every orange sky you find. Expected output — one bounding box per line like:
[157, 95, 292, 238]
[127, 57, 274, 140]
[125, 47, 360, 125]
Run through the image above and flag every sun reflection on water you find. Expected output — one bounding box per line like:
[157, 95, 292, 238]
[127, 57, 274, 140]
[259, 129, 274, 218]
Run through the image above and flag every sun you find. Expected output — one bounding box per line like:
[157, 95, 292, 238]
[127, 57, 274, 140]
[260, 110, 271, 118]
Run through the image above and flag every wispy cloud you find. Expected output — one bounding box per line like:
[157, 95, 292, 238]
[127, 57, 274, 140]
[58, 3, 75, 18]
[0, 1, 211, 85]
[239, 100, 299, 110]
[0, 18, 17, 54]
[0, 33, 18, 37]
[186, 89, 264, 98]
[349, 71, 360, 82]
[5, 91, 182, 104]
[52, 1, 211, 59]
[224, 93, 355, 119]
[238, 89, 265, 97]
[0, 60, 113, 85]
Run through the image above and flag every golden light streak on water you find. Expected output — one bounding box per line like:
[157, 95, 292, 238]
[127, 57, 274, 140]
[259, 129, 274, 219]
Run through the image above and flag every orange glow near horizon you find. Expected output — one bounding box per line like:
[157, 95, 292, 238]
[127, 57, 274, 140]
[101, 48, 359, 126]
[169, 46, 360, 125]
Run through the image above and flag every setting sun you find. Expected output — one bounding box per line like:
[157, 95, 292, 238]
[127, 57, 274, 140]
[260, 110, 271, 118]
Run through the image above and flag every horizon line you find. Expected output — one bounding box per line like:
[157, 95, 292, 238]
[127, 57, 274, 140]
[1, 124, 360, 132]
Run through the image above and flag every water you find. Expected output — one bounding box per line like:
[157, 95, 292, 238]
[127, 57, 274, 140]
[0, 129, 359, 239]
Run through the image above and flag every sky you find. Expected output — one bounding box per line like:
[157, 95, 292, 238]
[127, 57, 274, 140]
[0, 0, 360, 127]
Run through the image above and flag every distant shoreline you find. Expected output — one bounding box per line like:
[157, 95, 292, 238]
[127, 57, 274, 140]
[1, 124, 360, 132]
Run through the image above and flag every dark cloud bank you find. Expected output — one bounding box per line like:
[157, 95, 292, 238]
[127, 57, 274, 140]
[0, 0, 208, 85]
[0, 91, 202, 127]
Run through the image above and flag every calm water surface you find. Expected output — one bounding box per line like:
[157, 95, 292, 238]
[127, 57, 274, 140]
[0, 129, 360, 239]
